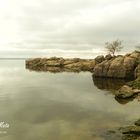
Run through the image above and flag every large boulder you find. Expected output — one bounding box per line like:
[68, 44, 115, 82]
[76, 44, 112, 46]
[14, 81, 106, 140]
[95, 55, 105, 63]
[93, 51, 140, 79]
[105, 54, 113, 60]
[115, 85, 140, 98]
[115, 78, 140, 100]
[135, 119, 140, 126]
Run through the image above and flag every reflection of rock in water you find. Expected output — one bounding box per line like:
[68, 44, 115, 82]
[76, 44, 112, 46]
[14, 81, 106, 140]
[92, 76, 136, 105]
[92, 76, 129, 90]
[115, 96, 135, 105]
[26, 66, 82, 73]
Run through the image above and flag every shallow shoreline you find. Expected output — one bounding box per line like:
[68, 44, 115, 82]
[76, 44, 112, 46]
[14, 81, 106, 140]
[25, 53, 140, 140]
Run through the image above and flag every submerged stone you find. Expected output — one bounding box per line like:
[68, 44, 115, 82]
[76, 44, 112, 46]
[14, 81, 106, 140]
[135, 119, 140, 126]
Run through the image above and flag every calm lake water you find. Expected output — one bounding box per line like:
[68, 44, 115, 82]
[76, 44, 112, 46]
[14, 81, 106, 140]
[0, 60, 139, 140]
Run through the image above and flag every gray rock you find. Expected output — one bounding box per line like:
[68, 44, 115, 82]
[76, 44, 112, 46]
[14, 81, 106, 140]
[116, 85, 135, 98]
[120, 119, 140, 140]
[120, 126, 140, 135]
[116, 85, 140, 98]
[105, 54, 113, 60]
[95, 55, 105, 63]
[135, 119, 140, 126]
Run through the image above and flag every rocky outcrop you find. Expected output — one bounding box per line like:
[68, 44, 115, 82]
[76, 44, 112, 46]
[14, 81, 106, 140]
[92, 51, 140, 100]
[26, 51, 140, 103]
[92, 76, 137, 104]
[94, 55, 105, 63]
[105, 54, 113, 60]
[93, 51, 140, 79]
[115, 78, 140, 100]
[120, 119, 140, 140]
[116, 85, 140, 98]
[115, 53, 140, 99]
[26, 57, 96, 72]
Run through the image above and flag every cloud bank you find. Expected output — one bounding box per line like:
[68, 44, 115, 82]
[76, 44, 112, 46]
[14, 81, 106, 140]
[0, 0, 139, 58]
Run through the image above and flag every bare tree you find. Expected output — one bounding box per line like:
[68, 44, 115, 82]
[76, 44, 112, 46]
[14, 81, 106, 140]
[105, 40, 123, 56]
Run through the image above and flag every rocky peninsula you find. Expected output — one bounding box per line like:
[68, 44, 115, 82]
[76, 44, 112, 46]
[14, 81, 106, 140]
[26, 56, 106, 72]
[26, 51, 140, 101]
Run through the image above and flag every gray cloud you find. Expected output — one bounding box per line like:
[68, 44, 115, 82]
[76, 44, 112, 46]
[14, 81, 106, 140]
[0, 0, 139, 57]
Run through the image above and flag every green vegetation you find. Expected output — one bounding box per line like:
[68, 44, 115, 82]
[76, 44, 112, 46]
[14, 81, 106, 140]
[126, 78, 140, 89]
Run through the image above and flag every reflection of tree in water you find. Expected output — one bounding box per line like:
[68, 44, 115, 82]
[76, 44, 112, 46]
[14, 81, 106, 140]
[92, 76, 135, 105]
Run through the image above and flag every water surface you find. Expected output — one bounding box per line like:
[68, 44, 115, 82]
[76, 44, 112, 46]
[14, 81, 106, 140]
[0, 60, 139, 140]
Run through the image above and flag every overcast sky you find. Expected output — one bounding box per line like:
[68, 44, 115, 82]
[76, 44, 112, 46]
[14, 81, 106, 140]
[0, 0, 140, 58]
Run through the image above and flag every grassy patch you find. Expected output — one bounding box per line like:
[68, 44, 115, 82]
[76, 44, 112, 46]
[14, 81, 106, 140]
[126, 78, 140, 89]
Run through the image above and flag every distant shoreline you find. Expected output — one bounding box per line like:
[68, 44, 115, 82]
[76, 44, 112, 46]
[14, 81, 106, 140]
[0, 58, 28, 60]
